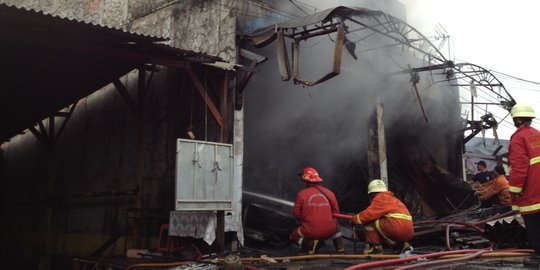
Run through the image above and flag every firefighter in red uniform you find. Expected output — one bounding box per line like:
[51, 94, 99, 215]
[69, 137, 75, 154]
[351, 179, 414, 254]
[290, 167, 344, 254]
[508, 104, 540, 266]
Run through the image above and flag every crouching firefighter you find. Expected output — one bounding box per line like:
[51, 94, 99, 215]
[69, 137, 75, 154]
[290, 167, 344, 254]
[351, 179, 414, 255]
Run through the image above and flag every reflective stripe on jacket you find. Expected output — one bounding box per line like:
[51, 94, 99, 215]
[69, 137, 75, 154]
[293, 185, 339, 239]
[509, 124, 540, 214]
[352, 191, 414, 243]
[352, 191, 412, 225]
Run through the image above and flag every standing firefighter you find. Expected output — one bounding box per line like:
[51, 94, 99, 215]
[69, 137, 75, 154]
[290, 167, 344, 254]
[509, 104, 540, 266]
[351, 179, 414, 255]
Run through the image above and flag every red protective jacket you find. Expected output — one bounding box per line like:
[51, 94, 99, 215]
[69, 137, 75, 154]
[293, 185, 339, 239]
[509, 124, 540, 215]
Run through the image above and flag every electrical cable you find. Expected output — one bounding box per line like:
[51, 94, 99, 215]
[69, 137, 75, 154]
[288, 0, 310, 15]
[491, 70, 540, 86]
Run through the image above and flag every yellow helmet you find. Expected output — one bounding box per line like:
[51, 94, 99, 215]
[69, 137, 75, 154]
[367, 179, 387, 194]
[511, 104, 535, 118]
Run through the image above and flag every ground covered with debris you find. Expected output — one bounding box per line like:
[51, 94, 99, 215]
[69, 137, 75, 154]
[75, 205, 539, 269]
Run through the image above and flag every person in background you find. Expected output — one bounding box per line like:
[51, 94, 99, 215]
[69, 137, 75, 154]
[473, 160, 491, 184]
[290, 167, 344, 254]
[508, 103, 540, 266]
[351, 179, 414, 255]
[478, 165, 511, 208]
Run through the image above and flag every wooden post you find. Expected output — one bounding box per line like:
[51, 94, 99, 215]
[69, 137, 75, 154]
[216, 210, 225, 252]
[220, 73, 229, 142]
[133, 69, 146, 247]
[367, 104, 388, 185]
[216, 71, 229, 252]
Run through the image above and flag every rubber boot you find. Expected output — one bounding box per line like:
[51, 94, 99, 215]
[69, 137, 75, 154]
[399, 242, 413, 258]
[333, 237, 345, 253]
[301, 239, 319, 254]
[309, 240, 319, 254]
[363, 243, 383, 255]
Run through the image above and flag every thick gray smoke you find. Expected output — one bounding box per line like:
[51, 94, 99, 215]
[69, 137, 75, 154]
[243, 7, 462, 214]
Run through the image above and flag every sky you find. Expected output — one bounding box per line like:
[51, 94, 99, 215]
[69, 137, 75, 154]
[297, 0, 540, 140]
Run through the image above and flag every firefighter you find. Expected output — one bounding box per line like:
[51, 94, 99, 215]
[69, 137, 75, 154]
[351, 179, 414, 255]
[508, 103, 540, 266]
[290, 167, 344, 254]
[477, 164, 511, 208]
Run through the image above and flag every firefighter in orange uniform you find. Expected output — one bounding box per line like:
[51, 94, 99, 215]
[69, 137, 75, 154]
[290, 167, 344, 254]
[351, 179, 414, 254]
[478, 165, 511, 208]
[508, 104, 540, 266]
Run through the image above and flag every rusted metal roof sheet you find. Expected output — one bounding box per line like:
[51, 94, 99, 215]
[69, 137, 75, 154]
[246, 6, 383, 47]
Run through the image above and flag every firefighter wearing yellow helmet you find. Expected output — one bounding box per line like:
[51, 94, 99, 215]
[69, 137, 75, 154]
[351, 179, 414, 255]
[508, 104, 540, 265]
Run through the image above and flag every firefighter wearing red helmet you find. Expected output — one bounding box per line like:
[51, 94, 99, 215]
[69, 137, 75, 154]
[290, 167, 344, 254]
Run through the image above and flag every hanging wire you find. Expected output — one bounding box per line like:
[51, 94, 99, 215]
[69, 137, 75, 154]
[189, 75, 194, 127]
[491, 70, 540, 86]
[288, 0, 310, 15]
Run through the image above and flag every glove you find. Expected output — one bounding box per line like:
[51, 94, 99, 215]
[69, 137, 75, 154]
[350, 216, 357, 226]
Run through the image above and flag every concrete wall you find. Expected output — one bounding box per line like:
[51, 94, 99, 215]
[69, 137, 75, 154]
[0, 0, 237, 62]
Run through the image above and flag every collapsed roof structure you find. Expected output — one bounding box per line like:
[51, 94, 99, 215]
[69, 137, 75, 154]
[242, 6, 515, 217]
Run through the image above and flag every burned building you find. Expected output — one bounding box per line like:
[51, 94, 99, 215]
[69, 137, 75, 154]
[243, 6, 472, 219]
[0, 0, 519, 269]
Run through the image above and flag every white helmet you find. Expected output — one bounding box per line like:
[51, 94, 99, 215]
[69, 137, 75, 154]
[367, 179, 387, 194]
[511, 104, 535, 118]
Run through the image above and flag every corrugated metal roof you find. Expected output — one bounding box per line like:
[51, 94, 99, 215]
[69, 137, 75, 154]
[0, 2, 226, 142]
[0, 2, 167, 42]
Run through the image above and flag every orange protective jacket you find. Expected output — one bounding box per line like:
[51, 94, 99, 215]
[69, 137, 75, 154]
[293, 185, 339, 239]
[351, 191, 414, 242]
[480, 175, 511, 206]
[509, 124, 540, 215]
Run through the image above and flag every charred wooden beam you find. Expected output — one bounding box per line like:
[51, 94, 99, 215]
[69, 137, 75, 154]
[292, 24, 344, 87]
[29, 102, 78, 148]
[186, 65, 223, 128]
[112, 78, 139, 120]
[276, 31, 291, 81]
[367, 104, 388, 184]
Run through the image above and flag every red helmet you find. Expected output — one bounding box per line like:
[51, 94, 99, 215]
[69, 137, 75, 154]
[301, 167, 323, 183]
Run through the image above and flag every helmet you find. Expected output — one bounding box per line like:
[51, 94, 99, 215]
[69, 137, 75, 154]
[511, 104, 535, 118]
[301, 167, 323, 183]
[367, 179, 387, 194]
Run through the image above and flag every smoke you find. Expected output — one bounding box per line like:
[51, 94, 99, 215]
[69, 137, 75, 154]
[243, 3, 463, 214]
